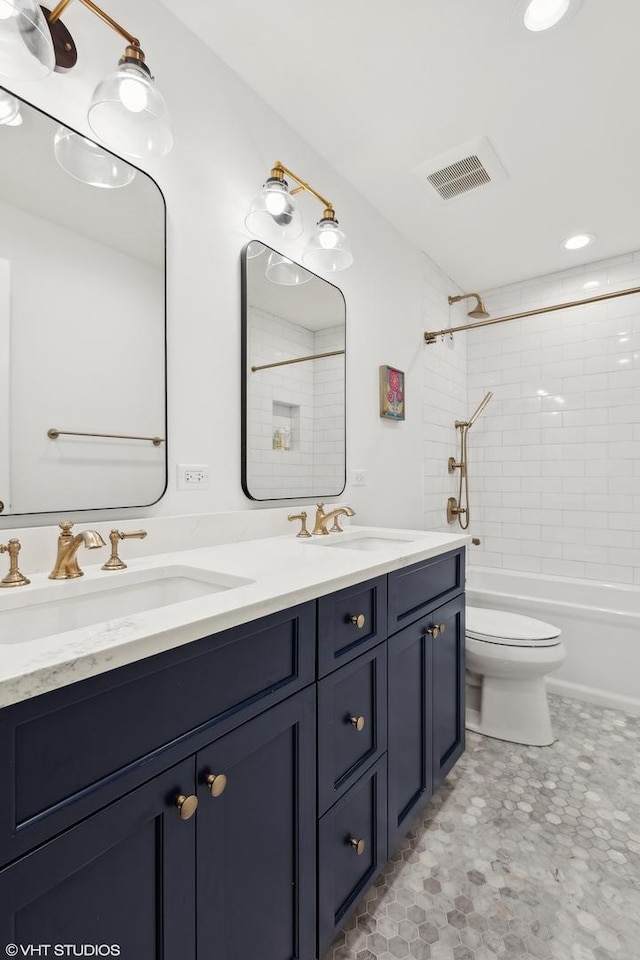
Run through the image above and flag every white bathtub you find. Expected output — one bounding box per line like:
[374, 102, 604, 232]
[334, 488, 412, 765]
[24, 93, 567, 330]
[466, 566, 640, 716]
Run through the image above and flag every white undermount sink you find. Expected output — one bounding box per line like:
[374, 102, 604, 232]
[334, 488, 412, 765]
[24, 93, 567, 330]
[306, 530, 417, 551]
[0, 566, 254, 645]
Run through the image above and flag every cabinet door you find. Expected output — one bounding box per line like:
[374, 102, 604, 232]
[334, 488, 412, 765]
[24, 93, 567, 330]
[0, 758, 196, 960]
[432, 596, 465, 789]
[387, 617, 433, 853]
[196, 686, 316, 960]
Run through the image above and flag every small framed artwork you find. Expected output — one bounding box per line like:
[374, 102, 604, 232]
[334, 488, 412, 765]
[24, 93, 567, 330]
[379, 365, 405, 420]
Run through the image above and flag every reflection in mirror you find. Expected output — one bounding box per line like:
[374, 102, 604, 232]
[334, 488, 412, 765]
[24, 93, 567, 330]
[242, 241, 346, 501]
[0, 87, 166, 516]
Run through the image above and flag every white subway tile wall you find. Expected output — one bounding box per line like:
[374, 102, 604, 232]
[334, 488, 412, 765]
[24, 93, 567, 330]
[467, 251, 640, 585]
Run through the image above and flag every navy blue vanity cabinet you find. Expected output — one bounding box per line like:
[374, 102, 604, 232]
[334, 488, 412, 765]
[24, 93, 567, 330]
[0, 758, 197, 958]
[317, 575, 387, 677]
[317, 644, 387, 815]
[318, 756, 387, 954]
[432, 596, 465, 790]
[387, 614, 434, 852]
[387, 551, 465, 853]
[196, 687, 316, 960]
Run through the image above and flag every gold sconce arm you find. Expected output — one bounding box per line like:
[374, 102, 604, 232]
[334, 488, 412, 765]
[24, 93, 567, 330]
[271, 161, 336, 219]
[48, 0, 140, 47]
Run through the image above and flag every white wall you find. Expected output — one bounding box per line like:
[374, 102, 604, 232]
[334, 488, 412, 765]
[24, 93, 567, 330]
[468, 251, 640, 585]
[0, 0, 454, 534]
[0, 259, 9, 512]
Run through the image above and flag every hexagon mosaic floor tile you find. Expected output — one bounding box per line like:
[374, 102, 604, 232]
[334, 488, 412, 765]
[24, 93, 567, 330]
[322, 695, 640, 960]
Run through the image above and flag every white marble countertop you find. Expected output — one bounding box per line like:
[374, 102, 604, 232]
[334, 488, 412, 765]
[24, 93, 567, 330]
[0, 526, 470, 709]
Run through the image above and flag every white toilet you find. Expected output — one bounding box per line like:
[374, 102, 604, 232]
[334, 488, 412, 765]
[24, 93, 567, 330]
[465, 605, 565, 747]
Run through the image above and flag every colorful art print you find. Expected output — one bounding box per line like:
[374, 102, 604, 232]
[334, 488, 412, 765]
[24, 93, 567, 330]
[379, 365, 405, 420]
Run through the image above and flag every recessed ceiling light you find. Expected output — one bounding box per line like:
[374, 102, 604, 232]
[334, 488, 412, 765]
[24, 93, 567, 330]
[524, 0, 570, 31]
[583, 280, 601, 289]
[562, 234, 595, 251]
[514, 0, 582, 36]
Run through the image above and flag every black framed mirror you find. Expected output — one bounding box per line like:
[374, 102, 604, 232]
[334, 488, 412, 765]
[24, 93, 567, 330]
[241, 241, 346, 501]
[0, 85, 166, 517]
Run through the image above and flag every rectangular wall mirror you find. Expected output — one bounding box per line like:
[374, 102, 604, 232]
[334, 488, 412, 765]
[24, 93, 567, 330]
[241, 241, 346, 501]
[0, 86, 166, 518]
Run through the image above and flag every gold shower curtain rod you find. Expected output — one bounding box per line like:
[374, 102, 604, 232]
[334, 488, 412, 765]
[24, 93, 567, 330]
[251, 349, 345, 372]
[423, 284, 640, 344]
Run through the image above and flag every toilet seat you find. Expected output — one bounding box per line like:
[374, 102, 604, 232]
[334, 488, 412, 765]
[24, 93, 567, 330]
[466, 606, 561, 648]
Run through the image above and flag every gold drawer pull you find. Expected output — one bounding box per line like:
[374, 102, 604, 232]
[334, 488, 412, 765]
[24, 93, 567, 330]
[206, 773, 228, 797]
[349, 715, 366, 732]
[350, 614, 366, 629]
[427, 623, 446, 639]
[175, 794, 198, 820]
[350, 837, 366, 855]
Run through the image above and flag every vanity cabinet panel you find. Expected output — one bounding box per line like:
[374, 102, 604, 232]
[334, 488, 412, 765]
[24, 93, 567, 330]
[318, 756, 387, 955]
[317, 575, 387, 677]
[432, 596, 466, 790]
[0, 602, 315, 866]
[387, 616, 433, 853]
[388, 550, 464, 634]
[196, 687, 316, 960]
[317, 644, 387, 815]
[0, 758, 197, 959]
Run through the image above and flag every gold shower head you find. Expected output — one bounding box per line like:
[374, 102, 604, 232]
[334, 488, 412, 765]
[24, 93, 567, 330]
[448, 292, 490, 320]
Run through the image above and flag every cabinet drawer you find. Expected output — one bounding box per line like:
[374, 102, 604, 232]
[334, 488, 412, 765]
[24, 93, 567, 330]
[0, 602, 315, 867]
[388, 549, 464, 633]
[318, 755, 387, 955]
[317, 575, 387, 677]
[317, 646, 387, 815]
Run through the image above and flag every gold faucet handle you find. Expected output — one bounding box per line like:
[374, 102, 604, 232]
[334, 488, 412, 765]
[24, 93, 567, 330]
[102, 529, 148, 571]
[59, 521, 75, 537]
[0, 539, 31, 588]
[287, 512, 312, 538]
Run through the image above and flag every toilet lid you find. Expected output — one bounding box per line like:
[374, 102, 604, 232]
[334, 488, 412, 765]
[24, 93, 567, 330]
[466, 606, 561, 647]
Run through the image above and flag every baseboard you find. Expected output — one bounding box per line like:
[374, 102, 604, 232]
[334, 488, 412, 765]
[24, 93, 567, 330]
[546, 677, 640, 717]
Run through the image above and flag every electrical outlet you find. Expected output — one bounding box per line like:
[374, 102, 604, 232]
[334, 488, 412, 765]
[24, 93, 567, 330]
[177, 464, 211, 491]
[352, 469, 367, 486]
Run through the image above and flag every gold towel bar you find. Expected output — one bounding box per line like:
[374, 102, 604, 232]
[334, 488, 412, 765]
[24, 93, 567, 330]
[48, 428, 164, 447]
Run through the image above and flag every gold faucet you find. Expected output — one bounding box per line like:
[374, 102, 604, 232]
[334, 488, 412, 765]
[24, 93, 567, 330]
[49, 521, 106, 580]
[0, 539, 31, 587]
[312, 502, 356, 536]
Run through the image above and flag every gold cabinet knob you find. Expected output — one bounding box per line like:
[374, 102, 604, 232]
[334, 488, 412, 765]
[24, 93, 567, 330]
[350, 838, 366, 855]
[349, 715, 366, 732]
[175, 794, 198, 820]
[427, 623, 446, 639]
[206, 773, 228, 797]
[350, 614, 366, 629]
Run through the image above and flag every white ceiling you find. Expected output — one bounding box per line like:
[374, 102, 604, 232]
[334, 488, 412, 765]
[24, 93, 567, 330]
[159, 0, 640, 290]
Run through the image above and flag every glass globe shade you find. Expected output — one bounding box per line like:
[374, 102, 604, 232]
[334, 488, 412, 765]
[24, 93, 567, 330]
[88, 61, 173, 160]
[54, 126, 137, 188]
[0, 0, 55, 80]
[303, 219, 354, 272]
[245, 178, 303, 241]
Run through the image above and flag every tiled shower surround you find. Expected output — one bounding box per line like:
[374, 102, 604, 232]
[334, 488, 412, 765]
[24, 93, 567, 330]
[323, 696, 640, 960]
[466, 251, 640, 585]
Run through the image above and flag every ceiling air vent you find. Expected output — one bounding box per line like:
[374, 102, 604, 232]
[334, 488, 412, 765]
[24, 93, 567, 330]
[428, 155, 491, 200]
[414, 136, 508, 204]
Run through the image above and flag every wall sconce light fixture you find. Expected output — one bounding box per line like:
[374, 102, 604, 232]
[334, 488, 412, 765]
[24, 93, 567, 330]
[245, 161, 354, 273]
[0, 0, 173, 159]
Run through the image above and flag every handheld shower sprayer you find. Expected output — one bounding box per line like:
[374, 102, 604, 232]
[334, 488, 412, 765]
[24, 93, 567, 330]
[447, 391, 493, 529]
